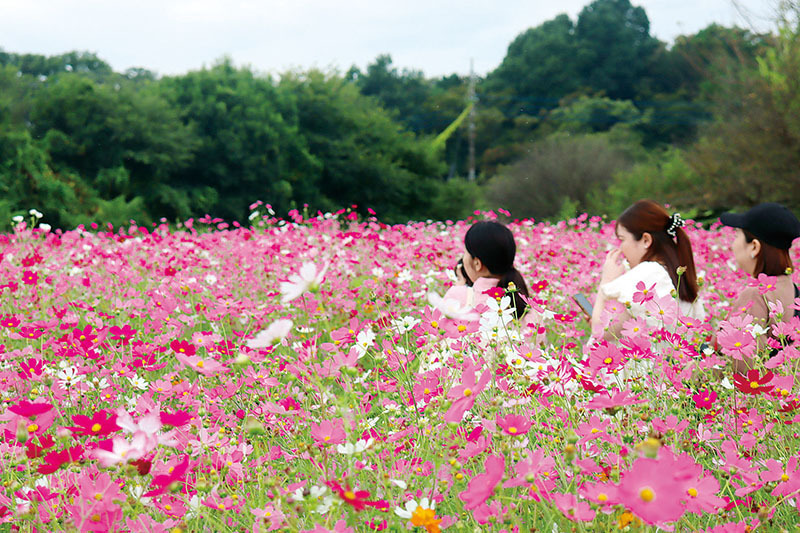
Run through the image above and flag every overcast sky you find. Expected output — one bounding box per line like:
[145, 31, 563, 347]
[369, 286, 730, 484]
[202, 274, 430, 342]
[0, 0, 778, 78]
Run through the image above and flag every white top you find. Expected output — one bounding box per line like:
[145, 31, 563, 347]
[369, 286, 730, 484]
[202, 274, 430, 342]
[600, 261, 706, 322]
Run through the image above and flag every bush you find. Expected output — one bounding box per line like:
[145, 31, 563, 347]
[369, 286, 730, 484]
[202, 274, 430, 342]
[483, 134, 632, 220]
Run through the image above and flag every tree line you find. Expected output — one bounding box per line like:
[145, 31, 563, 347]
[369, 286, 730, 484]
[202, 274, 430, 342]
[1, 0, 798, 228]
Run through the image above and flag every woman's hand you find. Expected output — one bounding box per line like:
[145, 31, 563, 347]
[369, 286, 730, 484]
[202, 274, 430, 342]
[601, 249, 626, 284]
[453, 261, 467, 286]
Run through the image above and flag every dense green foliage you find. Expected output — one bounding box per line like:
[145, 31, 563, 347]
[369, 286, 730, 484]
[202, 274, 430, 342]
[1, 0, 797, 227]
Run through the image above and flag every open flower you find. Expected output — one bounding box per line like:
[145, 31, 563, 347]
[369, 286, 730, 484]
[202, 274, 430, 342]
[395, 498, 441, 533]
[280, 262, 328, 303]
[325, 481, 387, 511]
[733, 369, 774, 395]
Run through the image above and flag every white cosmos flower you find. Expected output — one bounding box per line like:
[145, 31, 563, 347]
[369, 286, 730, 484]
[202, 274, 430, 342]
[426, 292, 479, 321]
[353, 329, 376, 358]
[391, 316, 420, 333]
[336, 437, 374, 455]
[247, 319, 293, 348]
[56, 366, 84, 387]
[280, 262, 329, 303]
[395, 497, 435, 519]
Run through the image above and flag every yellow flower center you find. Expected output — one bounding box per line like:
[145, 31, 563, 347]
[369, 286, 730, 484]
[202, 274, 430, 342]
[750, 382, 759, 389]
[687, 488, 698, 497]
[591, 428, 600, 434]
[457, 325, 466, 332]
[639, 488, 655, 502]
[781, 473, 789, 482]
[463, 389, 472, 397]
[603, 357, 612, 364]
[197, 360, 205, 368]
[509, 427, 518, 434]
[90, 514, 101, 523]
[91, 423, 102, 432]
[597, 493, 608, 502]
[424, 388, 430, 394]
[95, 493, 103, 501]
[431, 321, 438, 328]
[27, 424, 38, 433]
[343, 491, 356, 500]
[734, 342, 742, 347]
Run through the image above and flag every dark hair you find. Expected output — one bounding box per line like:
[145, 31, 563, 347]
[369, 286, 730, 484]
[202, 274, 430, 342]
[617, 200, 699, 303]
[464, 221, 529, 318]
[744, 230, 793, 277]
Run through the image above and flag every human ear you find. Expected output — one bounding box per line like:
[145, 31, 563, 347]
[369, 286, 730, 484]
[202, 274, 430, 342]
[641, 232, 653, 249]
[749, 239, 761, 258]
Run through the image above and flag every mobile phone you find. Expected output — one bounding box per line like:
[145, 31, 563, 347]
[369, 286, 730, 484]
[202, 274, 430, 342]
[572, 293, 593, 318]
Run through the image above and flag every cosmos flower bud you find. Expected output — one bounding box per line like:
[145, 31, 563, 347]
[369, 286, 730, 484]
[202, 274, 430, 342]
[676, 266, 687, 276]
[16, 420, 29, 443]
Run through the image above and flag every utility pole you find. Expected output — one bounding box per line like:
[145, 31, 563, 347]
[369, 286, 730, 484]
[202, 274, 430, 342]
[467, 58, 476, 181]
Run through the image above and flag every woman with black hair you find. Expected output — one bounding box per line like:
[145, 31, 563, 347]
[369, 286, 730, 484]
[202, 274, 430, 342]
[718, 203, 800, 371]
[444, 221, 530, 320]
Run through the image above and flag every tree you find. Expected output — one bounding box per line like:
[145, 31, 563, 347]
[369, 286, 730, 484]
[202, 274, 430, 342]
[160, 59, 320, 220]
[574, 0, 660, 100]
[280, 70, 445, 222]
[685, 15, 800, 211]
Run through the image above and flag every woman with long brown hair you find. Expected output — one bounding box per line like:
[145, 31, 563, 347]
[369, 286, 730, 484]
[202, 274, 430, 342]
[591, 200, 705, 340]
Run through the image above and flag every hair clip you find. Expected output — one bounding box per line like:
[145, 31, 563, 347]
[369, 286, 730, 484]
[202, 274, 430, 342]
[666, 213, 685, 238]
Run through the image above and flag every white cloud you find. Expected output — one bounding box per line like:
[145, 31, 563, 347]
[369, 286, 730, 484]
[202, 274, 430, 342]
[0, 0, 777, 78]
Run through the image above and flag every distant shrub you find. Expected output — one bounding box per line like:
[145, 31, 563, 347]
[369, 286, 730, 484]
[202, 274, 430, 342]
[484, 134, 631, 220]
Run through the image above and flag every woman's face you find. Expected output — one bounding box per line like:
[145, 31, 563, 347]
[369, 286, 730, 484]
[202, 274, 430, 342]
[731, 228, 756, 275]
[462, 249, 482, 282]
[616, 224, 649, 267]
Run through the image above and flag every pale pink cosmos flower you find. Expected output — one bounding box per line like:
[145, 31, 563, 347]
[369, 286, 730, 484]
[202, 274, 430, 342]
[247, 319, 293, 348]
[280, 262, 328, 303]
[426, 292, 479, 321]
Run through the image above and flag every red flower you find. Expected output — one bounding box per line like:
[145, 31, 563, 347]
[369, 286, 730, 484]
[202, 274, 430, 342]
[170, 339, 196, 356]
[733, 369, 774, 395]
[530, 280, 549, 293]
[66, 410, 119, 436]
[326, 480, 388, 511]
[37, 445, 84, 474]
[8, 400, 53, 418]
[21, 270, 38, 285]
[692, 390, 717, 409]
[482, 287, 505, 299]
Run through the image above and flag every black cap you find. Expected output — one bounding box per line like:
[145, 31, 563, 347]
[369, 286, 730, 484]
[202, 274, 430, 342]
[720, 203, 800, 250]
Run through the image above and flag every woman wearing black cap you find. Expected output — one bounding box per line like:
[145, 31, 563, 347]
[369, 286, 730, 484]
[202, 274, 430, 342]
[719, 203, 800, 370]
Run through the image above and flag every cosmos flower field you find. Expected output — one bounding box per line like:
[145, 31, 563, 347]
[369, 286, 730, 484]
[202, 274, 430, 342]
[1, 206, 799, 532]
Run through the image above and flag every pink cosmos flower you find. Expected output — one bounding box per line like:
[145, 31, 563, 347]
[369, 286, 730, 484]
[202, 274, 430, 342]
[444, 361, 491, 423]
[717, 329, 756, 360]
[552, 493, 596, 522]
[175, 352, 227, 376]
[460, 454, 505, 510]
[495, 413, 532, 436]
[584, 389, 646, 410]
[747, 272, 779, 294]
[310, 420, 346, 446]
[632, 281, 656, 304]
[616, 455, 688, 525]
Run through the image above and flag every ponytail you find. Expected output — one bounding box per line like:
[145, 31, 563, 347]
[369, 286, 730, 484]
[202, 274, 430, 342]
[499, 267, 529, 319]
[673, 227, 699, 302]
